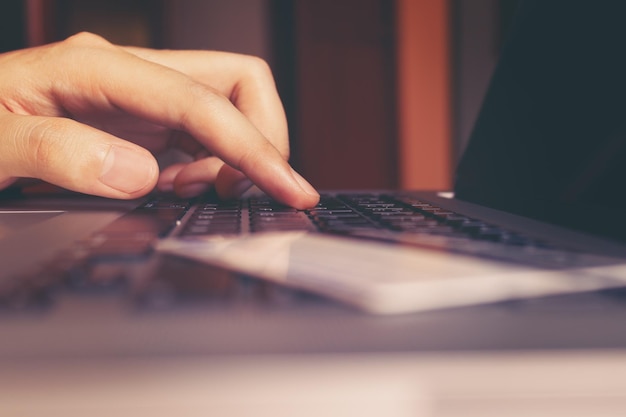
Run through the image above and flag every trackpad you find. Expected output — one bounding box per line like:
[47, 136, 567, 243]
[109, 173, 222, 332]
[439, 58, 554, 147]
[0, 211, 65, 239]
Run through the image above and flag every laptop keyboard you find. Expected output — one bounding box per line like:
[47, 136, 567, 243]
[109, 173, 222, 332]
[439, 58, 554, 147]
[173, 193, 547, 247]
[0, 193, 567, 312]
[86, 192, 567, 268]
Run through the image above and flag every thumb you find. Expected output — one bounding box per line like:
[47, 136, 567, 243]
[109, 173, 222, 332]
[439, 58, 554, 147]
[0, 114, 158, 199]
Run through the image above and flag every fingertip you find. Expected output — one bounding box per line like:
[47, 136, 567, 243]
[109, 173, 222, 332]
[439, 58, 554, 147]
[215, 159, 319, 209]
[272, 167, 319, 209]
[284, 189, 320, 210]
[289, 168, 319, 200]
[157, 163, 186, 193]
[176, 182, 210, 198]
[262, 181, 320, 210]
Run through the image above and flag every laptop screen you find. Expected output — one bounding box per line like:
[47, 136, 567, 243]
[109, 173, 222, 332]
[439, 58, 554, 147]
[454, 0, 626, 241]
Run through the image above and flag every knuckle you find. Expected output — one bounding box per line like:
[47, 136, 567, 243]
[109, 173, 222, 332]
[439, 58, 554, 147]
[50, 32, 116, 66]
[62, 31, 113, 48]
[245, 55, 272, 74]
[235, 56, 289, 158]
[0, 115, 90, 190]
[25, 118, 75, 175]
[47, 33, 116, 82]
[241, 55, 275, 84]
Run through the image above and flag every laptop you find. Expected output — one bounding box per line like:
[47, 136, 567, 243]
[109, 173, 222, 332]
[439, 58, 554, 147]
[4, 0, 626, 415]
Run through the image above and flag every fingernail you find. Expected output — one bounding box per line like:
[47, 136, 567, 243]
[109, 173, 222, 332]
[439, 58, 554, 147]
[290, 168, 319, 197]
[99, 146, 156, 194]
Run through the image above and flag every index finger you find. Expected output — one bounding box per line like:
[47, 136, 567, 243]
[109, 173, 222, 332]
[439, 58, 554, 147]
[52, 33, 319, 208]
[122, 47, 290, 157]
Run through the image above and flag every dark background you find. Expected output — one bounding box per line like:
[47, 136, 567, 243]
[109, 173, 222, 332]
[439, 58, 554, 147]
[0, 0, 520, 191]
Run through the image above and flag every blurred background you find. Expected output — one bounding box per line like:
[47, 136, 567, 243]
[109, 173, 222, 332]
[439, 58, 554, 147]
[0, 0, 519, 192]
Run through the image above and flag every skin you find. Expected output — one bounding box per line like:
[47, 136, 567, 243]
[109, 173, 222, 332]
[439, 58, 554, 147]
[0, 32, 319, 209]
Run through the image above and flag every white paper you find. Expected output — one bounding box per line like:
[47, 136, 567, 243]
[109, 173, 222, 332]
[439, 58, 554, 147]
[158, 232, 626, 314]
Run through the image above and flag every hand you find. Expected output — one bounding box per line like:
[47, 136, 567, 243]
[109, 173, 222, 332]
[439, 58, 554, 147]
[0, 32, 319, 209]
